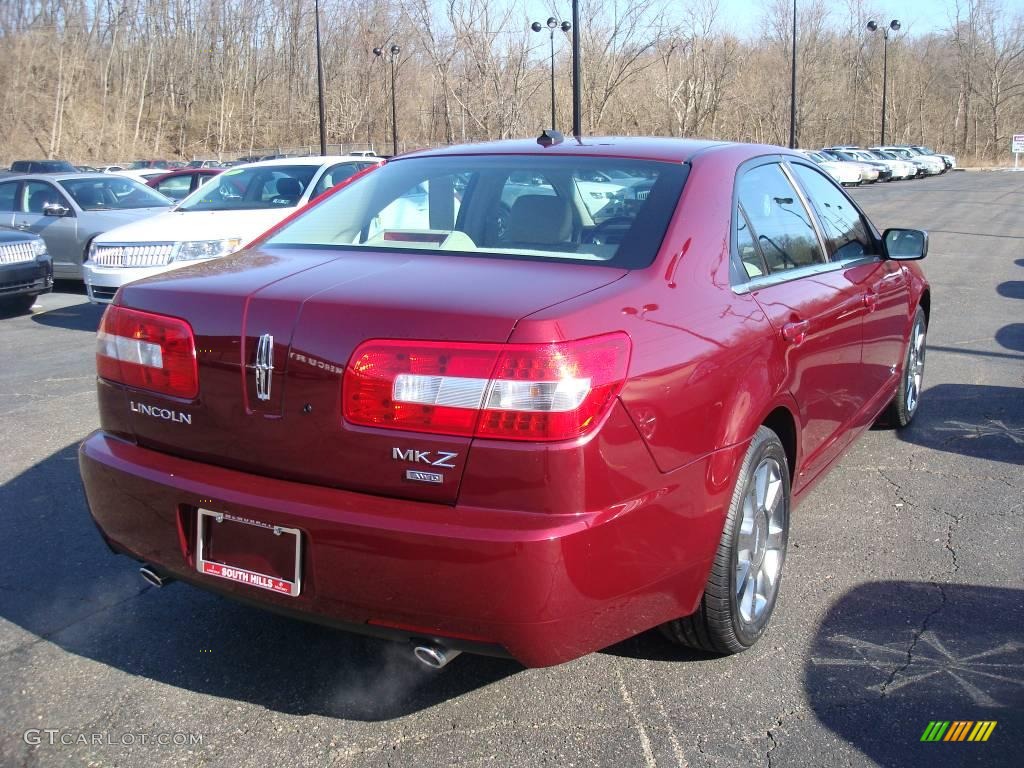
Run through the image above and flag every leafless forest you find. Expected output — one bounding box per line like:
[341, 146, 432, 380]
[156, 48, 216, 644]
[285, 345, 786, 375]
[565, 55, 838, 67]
[1, 0, 1022, 164]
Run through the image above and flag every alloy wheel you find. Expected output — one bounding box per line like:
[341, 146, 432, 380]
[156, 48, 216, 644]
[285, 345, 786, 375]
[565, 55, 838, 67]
[906, 316, 927, 414]
[735, 457, 787, 626]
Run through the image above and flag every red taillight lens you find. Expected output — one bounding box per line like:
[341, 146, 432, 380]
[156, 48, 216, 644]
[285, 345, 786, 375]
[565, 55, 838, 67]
[96, 306, 198, 399]
[344, 333, 631, 441]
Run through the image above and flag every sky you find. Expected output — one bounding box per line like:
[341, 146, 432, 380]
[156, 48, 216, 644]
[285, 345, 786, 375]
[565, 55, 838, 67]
[520, 0, 1024, 39]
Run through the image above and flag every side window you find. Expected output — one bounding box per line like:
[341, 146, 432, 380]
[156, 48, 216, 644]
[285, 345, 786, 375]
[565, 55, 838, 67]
[311, 162, 362, 199]
[737, 163, 825, 274]
[155, 175, 192, 199]
[790, 164, 873, 262]
[0, 182, 18, 211]
[23, 181, 66, 213]
[735, 205, 768, 279]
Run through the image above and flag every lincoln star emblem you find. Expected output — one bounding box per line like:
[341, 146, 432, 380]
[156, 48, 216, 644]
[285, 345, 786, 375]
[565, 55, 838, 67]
[254, 333, 274, 401]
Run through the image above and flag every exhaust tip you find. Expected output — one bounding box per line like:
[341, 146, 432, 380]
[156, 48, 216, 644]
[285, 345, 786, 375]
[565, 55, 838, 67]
[139, 566, 172, 588]
[413, 644, 461, 669]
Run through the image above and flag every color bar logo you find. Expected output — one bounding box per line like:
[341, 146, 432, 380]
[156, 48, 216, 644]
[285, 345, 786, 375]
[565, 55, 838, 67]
[920, 721, 997, 742]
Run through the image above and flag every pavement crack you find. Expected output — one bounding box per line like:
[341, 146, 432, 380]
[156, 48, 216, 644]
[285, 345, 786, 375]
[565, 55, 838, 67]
[876, 468, 914, 508]
[878, 581, 948, 697]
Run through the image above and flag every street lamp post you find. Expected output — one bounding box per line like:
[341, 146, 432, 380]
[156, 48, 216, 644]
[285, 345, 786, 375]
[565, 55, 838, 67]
[531, 17, 572, 131]
[789, 0, 797, 149]
[373, 44, 401, 156]
[313, 0, 327, 155]
[867, 19, 901, 146]
[571, 0, 581, 137]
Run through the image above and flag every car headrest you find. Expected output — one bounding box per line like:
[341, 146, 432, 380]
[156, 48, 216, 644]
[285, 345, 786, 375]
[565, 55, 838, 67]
[275, 178, 302, 199]
[506, 194, 572, 244]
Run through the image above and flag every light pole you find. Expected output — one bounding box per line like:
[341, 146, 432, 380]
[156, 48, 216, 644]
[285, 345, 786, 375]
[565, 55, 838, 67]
[373, 44, 401, 156]
[867, 19, 901, 146]
[789, 0, 797, 149]
[571, 0, 581, 137]
[313, 0, 327, 155]
[531, 17, 572, 131]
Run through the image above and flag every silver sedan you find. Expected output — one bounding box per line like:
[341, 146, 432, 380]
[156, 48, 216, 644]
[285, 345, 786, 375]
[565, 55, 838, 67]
[0, 173, 171, 280]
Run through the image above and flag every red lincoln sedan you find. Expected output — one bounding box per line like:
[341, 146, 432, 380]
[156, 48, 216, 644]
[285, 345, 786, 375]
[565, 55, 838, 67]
[79, 134, 930, 668]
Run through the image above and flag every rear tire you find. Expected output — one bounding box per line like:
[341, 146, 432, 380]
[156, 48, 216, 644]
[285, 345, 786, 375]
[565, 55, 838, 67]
[661, 426, 791, 654]
[884, 306, 927, 428]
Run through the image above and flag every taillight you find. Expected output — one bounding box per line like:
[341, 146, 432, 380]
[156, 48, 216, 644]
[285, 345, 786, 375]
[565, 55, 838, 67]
[96, 305, 198, 399]
[344, 333, 631, 441]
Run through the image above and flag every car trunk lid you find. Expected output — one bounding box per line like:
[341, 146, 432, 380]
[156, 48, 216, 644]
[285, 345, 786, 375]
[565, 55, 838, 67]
[116, 247, 626, 503]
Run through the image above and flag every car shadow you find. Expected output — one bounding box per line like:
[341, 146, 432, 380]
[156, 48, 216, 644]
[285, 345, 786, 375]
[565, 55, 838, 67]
[805, 581, 1023, 767]
[893, 384, 1023, 465]
[600, 628, 722, 663]
[995, 323, 1024, 353]
[996, 281, 1024, 300]
[0, 443, 520, 722]
[30, 301, 104, 332]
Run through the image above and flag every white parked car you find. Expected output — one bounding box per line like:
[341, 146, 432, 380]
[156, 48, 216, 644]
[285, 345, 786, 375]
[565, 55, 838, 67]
[872, 146, 944, 175]
[909, 145, 955, 170]
[820, 150, 880, 183]
[863, 149, 919, 179]
[84, 156, 382, 303]
[800, 150, 862, 186]
[841, 148, 913, 180]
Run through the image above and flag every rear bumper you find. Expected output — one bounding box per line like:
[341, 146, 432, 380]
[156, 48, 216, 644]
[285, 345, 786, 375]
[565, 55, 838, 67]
[79, 431, 737, 667]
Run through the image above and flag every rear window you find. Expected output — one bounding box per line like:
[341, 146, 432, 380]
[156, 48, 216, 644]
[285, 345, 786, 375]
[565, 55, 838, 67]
[265, 155, 687, 268]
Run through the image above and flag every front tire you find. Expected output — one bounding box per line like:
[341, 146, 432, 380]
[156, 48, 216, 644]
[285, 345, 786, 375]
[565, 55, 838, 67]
[885, 306, 927, 427]
[1, 294, 37, 315]
[661, 426, 791, 654]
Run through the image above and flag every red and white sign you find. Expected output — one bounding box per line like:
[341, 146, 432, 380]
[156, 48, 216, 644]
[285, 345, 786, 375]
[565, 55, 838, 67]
[201, 561, 294, 595]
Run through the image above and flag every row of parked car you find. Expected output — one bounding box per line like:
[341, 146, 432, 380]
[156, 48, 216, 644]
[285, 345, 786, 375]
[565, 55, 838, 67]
[0, 142, 953, 315]
[802, 145, 955, 186]
[0, 155, 383, 312]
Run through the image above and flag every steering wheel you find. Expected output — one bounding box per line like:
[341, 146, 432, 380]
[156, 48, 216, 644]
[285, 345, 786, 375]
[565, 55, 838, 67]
[588, 216, 634, 245]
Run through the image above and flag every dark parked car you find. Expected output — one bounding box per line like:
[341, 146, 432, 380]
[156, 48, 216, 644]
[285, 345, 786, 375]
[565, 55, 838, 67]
[146, 168, 223, 202]
[9, 160, 79, 174]
[0, 227, 52, 313]
[80, 135, 930, 668]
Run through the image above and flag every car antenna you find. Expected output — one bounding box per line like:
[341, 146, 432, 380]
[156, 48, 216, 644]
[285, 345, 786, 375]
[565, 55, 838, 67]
[537, 129, 564, 148]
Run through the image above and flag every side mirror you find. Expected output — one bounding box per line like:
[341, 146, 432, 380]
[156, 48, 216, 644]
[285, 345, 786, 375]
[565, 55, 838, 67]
[882, 228, 928, 260]
[42, 202, 70, 217]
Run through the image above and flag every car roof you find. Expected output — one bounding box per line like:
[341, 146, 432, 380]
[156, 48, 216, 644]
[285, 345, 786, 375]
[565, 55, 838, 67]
[233, 155, 381, 169]
[398, 136, 729, 164]
[149, 168, 222, 179]
[5, 172, 132, 183]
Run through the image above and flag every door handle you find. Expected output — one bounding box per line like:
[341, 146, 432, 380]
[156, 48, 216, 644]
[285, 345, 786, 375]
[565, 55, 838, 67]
[15, 223, 29, 231]
[863, 292, 878, 311]
[781, 320, 810, 345]
[879, 271, 906, 288]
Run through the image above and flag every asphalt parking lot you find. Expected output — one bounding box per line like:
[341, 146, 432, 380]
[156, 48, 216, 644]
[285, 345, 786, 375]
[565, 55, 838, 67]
[1, 170, 1021, 768]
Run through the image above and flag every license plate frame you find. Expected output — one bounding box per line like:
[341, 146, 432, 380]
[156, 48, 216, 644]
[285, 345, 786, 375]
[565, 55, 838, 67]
[195, 508, 302, 597]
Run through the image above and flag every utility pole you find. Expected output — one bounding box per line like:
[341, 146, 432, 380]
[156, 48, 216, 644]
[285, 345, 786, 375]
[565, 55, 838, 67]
[571, 0, 581, 137]
[314, 0, 327, 155]
[789, 0, 797, 149]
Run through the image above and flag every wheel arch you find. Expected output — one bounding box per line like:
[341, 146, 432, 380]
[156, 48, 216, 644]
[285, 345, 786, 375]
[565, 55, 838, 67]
[761, 405, 798, 480]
